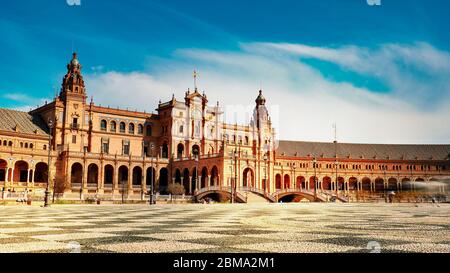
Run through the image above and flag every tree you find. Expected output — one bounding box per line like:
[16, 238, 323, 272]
[168, 183, 185, 202]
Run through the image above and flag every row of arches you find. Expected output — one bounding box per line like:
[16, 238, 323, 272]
[100, 120, 151, 136]
[0, 159, 48, 184]
[70, 162, 168, 193]
[172, 165, 220, 194]
[274, 174, 437, 192]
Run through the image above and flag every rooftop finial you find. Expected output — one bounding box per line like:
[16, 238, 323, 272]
[193, 70, 198, 90]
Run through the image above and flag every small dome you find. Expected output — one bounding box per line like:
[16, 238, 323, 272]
[71, 52, 79, 66]
[255, 90, 266, 105]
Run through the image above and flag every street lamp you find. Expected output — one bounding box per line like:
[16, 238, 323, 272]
[195, 154, 199, 193]
[313, 157, 317, 201]
[335, 160, 339, 195]
[149, 144, 155, 205]
[44, 118, 53, 207]
[263, 153, 268, 193]
[231, 150, 238, 204]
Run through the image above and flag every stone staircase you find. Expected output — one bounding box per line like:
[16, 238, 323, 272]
[244, 191, 270, 203]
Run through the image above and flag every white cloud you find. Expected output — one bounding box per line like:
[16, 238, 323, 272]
[84, 42, 450, 144]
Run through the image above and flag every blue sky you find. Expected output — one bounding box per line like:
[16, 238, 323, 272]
[1, 0, 449, 143]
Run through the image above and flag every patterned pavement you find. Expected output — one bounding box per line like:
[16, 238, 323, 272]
[0, 203, 449, 253]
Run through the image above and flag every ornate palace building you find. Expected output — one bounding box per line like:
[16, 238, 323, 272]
[1, 53, 449, 203]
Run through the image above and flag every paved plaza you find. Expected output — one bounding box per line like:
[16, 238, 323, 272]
[0, 203, 449, 253]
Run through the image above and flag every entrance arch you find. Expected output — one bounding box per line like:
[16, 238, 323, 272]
[284, 174, 290, 189]
[200, 167, 208, 188]
[87, 164, 99, 185]
[210, 166, 219, 186]
[34, 162, 48, 183]
[375, 178, 384, 192]
[118, 166, 129, 188]
[104, 165, 114, 186]
[243, 168, 254, 188]
[183, 168, 190, 194]
[159, 168, 169, 193]
[0, 159, 7, 182]
[402, 178, 413, 191]
[338, 177, 345, 191]
[296, 176, 305, 189]
[349, 177, 358, 191]
[275, 174, 282, 190]
[71, 163, 83, 185]
[13, 161, 28, 182]
[322, 176, 332, 190]
[362, 177, 371, 191]
[387, 178, 398, 191]
[132, 166, 142, 186]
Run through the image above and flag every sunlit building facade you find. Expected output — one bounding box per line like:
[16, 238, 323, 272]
[1, 53, 449, 202]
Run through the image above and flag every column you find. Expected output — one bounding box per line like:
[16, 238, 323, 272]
[10, 168, 14, 183]
[113, 165, 119, 195]
[82, 166, 88, 194]
[5, 168, 9, 183]
[26, 169, 30, 183]
[189, 176, 192, 194]
[127, 166, 132, 192]
[98, 163, 104, 194]
[207, 175, 211, 188]
[142, 170, 147, 193]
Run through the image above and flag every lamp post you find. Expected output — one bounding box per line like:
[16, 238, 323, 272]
[231, 150, 237, 204]
[263, 153, 268, 193]
[292, 165, 296, 190]
[335, 160, 339, 195]
[149, 144, 155, 205]
[313, 157, 317, 201]
[44, 118, 53, 207]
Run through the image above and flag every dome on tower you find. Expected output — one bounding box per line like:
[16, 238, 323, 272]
[255, 90, 266, 105]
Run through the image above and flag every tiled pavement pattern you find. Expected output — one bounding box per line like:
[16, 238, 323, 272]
[0, 203, 449, 253]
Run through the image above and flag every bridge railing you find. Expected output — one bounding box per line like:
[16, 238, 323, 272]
[271, 188, 328, 202]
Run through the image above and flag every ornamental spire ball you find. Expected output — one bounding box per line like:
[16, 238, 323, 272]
[255, 89, 266, 106]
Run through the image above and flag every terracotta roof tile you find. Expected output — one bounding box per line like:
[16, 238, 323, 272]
[277, 140, 450, 161]
[0, 108, 49, 136]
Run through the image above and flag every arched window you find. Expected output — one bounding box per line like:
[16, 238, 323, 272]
[24, 143, 28, 148]
[129, 123, 135, 134]
[110, 121, 116, 132]
[8, 141, 12, 146]
[179, 125, 184, 134]
[100, 120, 107, 131]
[30, 143, 34, 149]
[146, 125, 152, 136]
[119, 122, 126, 133]
[138, 124, 144, 135]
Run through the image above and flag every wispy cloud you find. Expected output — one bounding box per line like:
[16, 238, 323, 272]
[84, 41, 450, 144]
